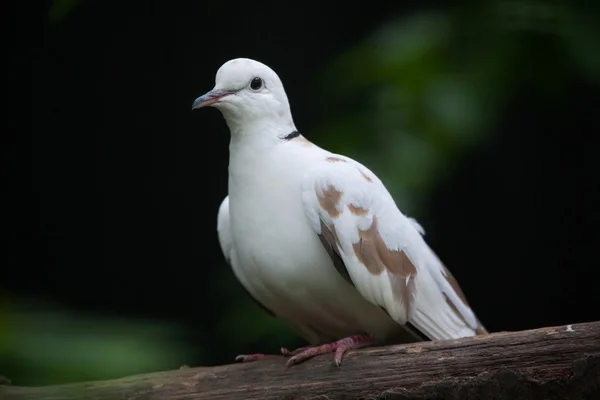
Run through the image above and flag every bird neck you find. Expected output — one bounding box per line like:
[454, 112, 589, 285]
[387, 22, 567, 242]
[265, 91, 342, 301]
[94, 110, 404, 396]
[226, 116, 297, 150]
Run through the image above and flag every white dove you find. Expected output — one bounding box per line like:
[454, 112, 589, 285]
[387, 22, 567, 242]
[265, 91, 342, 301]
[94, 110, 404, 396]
[192, 58, 486, 367]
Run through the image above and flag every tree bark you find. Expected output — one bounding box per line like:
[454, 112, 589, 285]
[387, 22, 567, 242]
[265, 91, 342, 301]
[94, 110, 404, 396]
[2, 321, 599, 400]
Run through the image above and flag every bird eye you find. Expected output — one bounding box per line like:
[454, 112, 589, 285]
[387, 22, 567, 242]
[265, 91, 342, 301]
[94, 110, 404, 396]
[250, 77, 263, 91]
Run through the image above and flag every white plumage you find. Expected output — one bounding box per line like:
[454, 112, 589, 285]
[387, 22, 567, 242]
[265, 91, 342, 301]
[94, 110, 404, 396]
[194, 58, 486, 365]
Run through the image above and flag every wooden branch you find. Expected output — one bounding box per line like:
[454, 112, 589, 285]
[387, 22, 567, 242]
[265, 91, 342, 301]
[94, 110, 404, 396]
[2, 321, 599, 400]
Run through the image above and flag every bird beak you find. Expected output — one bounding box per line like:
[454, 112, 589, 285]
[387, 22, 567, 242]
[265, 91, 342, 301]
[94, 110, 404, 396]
[191, 89, 232, 109]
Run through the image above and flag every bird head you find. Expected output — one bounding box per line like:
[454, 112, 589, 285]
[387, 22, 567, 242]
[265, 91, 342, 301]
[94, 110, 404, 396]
[192, 58, 296, 136]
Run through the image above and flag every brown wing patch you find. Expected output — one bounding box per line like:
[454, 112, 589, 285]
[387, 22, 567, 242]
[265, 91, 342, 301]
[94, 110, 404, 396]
[352, 221, 384, 275]
[352, 217, 417, 277]
[348, 204, 368, 215]
[442, 266, 488, 335]
[316, 184, 343, 218]
[325, 156, 347, 163]
[352, 216, 417, 314]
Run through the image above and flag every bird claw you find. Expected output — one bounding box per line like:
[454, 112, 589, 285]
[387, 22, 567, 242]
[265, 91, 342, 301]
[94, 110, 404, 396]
[285, 355, 303, 368]
[238, 335, 372, 366]
[280, 345, 312, 356]
[284, 334, 372, 367]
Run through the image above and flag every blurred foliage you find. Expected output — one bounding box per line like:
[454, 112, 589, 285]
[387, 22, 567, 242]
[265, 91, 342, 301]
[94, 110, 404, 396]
[0, 296, 189, 385]
[14, 0, 600, 387]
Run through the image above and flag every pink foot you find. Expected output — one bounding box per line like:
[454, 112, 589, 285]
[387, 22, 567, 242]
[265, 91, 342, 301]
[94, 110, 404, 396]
[285, 334, 373, 367]
[235, 353, 281, 362]
[235, 346, 312, 362]
[280, 345, 313, 356]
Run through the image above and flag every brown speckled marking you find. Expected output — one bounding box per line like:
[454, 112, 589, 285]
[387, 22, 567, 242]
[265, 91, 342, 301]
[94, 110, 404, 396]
[325, 156, 347, 163]
[352, 216, 417, 315]
[316, 184, 343, 218]
[359, 169, 373, 182]
[348, 204, 368, 216]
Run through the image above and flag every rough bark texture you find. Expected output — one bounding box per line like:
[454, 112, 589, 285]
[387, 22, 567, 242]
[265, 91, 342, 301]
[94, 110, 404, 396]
[2, 321, 599, 400]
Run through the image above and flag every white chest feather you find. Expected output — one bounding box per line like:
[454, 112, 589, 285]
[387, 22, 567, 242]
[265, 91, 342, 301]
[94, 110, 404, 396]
[228, 142, 331, 291]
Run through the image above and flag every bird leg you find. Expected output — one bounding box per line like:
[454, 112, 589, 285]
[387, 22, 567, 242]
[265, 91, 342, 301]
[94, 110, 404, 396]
[283, 334, 373, 367]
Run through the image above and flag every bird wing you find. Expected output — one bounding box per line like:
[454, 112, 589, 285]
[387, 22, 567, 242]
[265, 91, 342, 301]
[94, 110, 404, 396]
[300, 155, 486, 340]
[217, 196, 234, 265]
[217, 196, 275, 317]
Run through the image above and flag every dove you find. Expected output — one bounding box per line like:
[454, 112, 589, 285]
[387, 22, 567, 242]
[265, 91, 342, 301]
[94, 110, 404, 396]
[192, 58, 486, 367]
